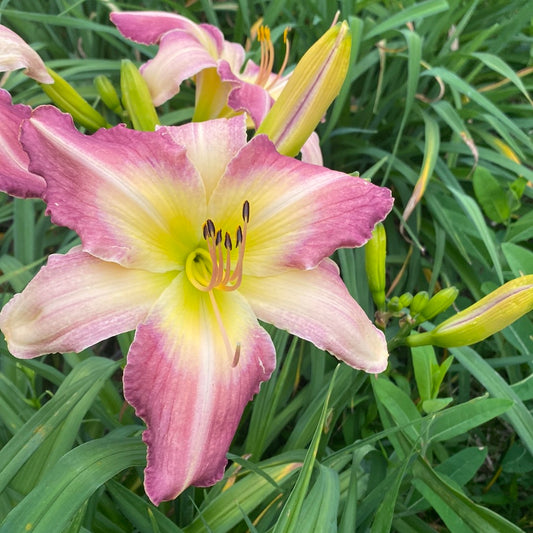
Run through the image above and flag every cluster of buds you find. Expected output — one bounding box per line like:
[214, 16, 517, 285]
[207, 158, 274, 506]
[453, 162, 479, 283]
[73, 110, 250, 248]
[364, 223, 533, 349]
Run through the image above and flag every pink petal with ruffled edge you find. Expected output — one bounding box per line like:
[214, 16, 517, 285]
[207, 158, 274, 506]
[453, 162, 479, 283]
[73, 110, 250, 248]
[139, 30, 219, 106]
[124, 272, 275, 504]
[0, 24, 52, 83]
[0, 89, 45, 198]
[21, 105, 207, 272]
[110, 11, 224, 51]
[241, 258, 388, 373]
[0, 246, 172, 359]
[208, 134, 394, 276]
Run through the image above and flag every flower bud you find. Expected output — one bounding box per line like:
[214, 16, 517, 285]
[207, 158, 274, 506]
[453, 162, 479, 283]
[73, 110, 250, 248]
[418, 287, 459, 322]
[40, 68, 109, 131]
[95, 75, 123, 114]
[120, 59, 160, 131]
[365, 223, 387, 309]
[410, 291, 429, 316]
[387, 296, 402, 313]
[406, 275, 533, 348]
[256, 20, 351, 156]
[399, 292, 413, 308]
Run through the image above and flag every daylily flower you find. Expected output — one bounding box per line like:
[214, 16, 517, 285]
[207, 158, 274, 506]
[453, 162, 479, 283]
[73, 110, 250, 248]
[110, 11, 290, 127]
[0, 89, 45, 198]
[0, 23, 53, 84]
[0, 109, 393, 504]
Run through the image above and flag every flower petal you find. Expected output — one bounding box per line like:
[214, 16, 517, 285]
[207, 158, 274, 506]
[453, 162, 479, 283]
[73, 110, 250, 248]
[209, 135, 394, 275]
[240, 258, 388, 373]
[110, 11, 223, 50]
[161, 115, 247, 199]
[124, 273, 275, 504]
[0, 89, 45, 198]
[0, 247, 172, 359]
[300, 132, 323, 165]
[139, 30, 218, 106]
[21, 105, 207, 271]
[0, 24, 53, 83]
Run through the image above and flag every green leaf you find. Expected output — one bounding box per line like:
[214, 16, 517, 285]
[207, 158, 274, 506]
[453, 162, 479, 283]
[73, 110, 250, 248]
[107, 480, 184, 533]
[427, 397, 513, 442]
[273, 365, 340, 533]
[0, 357, 118, 495]
[472, 167, 510, 223]
[0, 436, 146, 533]
[297, 465, 339, 533]
[412, 458, 524, 533]
[501, 242, 533, 276]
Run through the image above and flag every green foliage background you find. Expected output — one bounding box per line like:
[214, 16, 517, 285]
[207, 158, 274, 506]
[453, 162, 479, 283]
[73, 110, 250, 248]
[0, 0, 531, 531]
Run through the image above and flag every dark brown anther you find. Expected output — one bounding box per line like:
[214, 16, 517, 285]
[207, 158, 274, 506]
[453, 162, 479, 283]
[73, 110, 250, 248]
[215, 229, 222, 246]
[202, 222, 209, 240]
[236, 226, 243, 247]
[205, 219, 216, 237]
[224, 232, 232, 250]
[242, 200, 250, 223]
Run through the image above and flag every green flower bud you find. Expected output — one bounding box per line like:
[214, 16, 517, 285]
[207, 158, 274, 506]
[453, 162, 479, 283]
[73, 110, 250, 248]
[399, 292, 413, 308]
[407, 275, 533, 348]
[387, 296, 402, 313]
[40, 67, 110, 131]
[120, 59, 160, 131]
[365, 223, 387, 309]
[419, 287, 459, 321]
[95, 75, 123, 114]
[410, 291, 429, 316]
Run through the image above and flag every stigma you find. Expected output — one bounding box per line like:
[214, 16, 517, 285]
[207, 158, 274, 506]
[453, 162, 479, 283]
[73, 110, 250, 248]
[256, 25, 290, 89]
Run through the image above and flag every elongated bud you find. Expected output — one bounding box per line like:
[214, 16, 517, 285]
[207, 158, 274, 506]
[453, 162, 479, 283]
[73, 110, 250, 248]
[256, 20, 351, 156]
[410, 291, 429, 316]
[407, 275, 533, 348]
[365, 223, 387, 310]
[40, 68, 110, 131]
[120, 59, 160, 131]
[95, 75, 123, 114]
[418, 287, 459, 322]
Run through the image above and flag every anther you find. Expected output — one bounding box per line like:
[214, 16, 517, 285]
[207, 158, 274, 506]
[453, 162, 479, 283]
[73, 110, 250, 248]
[215, 229, 222, 246]
[224, 232, 232, 250]
[242, 200, 250, 223]
[205, 219, 216, 238]
[236, 226, 243, 247]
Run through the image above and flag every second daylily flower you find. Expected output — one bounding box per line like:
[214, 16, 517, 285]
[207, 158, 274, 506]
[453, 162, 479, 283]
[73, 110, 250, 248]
[110, 11, 291, 127]
[0, 109, 392, 505]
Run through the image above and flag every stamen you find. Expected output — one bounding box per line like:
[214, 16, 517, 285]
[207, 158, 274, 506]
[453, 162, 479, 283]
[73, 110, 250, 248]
[265, 27, 291, 91]
[256, 25, 275, 87]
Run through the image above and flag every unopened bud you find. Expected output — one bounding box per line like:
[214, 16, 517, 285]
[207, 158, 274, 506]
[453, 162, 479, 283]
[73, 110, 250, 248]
[257, 21, 351, 156]
[407, 275, 533, 348]
[95, 75, 123, 114]
[365, 223, 387, 309]
[410, 291, 429, 316]
[120, 60, 160, 131]
[399, 292, 413, 308]
[388, 296, 402, 313]
[40, 68, 110, 131]
[418, 287, 459, 322]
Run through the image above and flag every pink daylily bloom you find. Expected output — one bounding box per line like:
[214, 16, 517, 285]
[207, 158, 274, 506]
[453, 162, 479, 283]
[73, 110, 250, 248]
[0, 89, 45, 197]
[0, 108, 393, 504]
[110, 11, 289, 128]
[0, 23, 53, 84]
